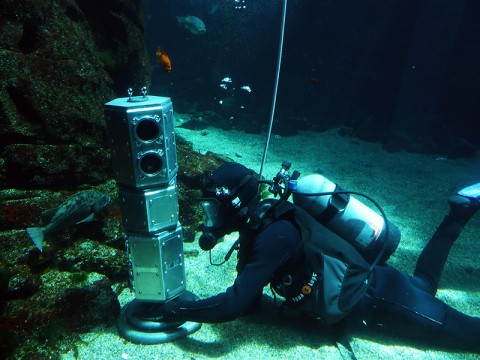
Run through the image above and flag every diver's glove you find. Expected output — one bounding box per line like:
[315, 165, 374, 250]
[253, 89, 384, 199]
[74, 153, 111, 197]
[158, 303, 180, 323]
[136, 301, 180, 323]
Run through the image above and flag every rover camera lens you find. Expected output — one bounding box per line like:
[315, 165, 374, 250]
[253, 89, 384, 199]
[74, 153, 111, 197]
[136, 118, 159, 142]
[140, 152, 163, 175]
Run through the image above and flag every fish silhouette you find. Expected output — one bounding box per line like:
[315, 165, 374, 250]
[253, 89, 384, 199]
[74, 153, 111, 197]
[26, 191, 110, 252]
[176, 16, 206, 35]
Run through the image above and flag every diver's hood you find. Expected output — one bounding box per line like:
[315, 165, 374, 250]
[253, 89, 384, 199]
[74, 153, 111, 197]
[199, 162, 260, 231]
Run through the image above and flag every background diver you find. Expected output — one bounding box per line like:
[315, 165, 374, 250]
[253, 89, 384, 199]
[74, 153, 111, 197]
[138, 162, 480, 352]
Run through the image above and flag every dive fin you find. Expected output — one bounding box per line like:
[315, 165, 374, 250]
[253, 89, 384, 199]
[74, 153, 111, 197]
[26, 227, 45, 252]
[458, 183, 480, 199]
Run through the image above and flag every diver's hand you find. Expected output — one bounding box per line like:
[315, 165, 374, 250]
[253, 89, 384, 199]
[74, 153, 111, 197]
[138, 301, 180, 323]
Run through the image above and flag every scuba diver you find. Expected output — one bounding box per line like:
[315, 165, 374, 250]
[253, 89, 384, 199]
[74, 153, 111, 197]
[144, 162, 480, 351]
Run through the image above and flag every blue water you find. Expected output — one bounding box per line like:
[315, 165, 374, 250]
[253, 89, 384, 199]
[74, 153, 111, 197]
[145, 0, 480, 158]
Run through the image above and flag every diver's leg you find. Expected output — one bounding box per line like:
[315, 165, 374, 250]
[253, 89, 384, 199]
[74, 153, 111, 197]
[351, 265, 480, 351]
[413, 192, 479, 294]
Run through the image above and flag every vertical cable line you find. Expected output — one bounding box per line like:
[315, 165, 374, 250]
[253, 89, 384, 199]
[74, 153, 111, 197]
[259, 0, 287, 180]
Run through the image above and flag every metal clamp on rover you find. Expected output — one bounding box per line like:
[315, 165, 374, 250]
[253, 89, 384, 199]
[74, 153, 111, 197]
[104, 87, 201, 344]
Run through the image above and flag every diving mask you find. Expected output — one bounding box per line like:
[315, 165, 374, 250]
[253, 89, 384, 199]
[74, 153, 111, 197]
[200, 198, 225, 230]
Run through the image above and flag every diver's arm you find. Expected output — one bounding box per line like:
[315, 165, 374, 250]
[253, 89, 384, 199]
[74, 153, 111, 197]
[164, 220, 300, 323]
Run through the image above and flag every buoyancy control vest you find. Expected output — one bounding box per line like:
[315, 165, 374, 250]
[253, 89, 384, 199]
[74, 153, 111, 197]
[258, 200, 374, 325]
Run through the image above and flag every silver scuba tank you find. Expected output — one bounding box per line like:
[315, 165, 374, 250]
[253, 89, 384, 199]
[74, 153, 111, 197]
[291, 173, 401, 264]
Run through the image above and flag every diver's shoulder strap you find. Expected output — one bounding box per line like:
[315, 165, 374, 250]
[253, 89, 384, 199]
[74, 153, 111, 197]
[267, 199, 297, 222]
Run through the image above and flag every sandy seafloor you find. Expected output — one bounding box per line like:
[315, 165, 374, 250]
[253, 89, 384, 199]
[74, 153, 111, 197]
[62, 124, 480, 359]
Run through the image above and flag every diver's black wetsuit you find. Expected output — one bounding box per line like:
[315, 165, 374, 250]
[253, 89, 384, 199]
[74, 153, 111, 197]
[165, 201, 480, 350]
[166, 219, 300, 322]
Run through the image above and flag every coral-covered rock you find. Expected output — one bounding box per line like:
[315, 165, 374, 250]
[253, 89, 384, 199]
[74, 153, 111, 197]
[1, 270, 119, 357]
[54, 239, 128, 280]
[5, 264, 41, 300]
[0, 1, 231, 358]
[0, 0, 149, 190]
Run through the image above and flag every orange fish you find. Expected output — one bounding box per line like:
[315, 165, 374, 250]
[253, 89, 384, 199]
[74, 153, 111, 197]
[156, 47, 171, 73]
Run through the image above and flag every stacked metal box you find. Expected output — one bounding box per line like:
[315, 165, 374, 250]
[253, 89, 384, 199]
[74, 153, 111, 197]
[105, 93, 186, 302]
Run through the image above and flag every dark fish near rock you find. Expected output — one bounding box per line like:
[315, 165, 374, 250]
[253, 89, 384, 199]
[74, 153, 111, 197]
[26, 191, 110, 252]
[176, 15, 206, 35]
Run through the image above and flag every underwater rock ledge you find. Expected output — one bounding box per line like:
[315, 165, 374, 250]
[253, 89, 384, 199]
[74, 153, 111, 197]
[0, 138, 229, 358]
[0, 0, 229, 357]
